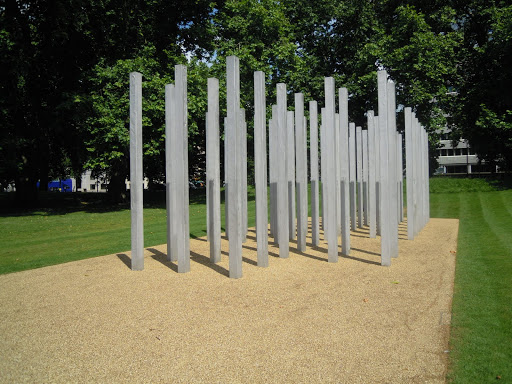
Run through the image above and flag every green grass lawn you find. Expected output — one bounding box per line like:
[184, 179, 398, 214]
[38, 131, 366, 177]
[0, 189, 256, 275]
[429, 177, 512, 383]
[1, 177, 511, 382]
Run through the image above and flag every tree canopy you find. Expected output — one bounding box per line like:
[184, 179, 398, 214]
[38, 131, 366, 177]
[1, 0, 511, 203]
[448, 0, 512, 170]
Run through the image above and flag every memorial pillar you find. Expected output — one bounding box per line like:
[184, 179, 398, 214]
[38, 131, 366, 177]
[367, 111, 377, 238]
[175, 65, 190, 273]
[362, 128, 369, 226]
[405, 107, 414, 239]
[165, 84, 176, 262]
[226, 56, 242, 278]
[387, 81, 399, 258]
[378, 70, 391, 266]
[295, 93, 307, 252]
[269, 105, 278, 242]
[241, 108, 248, 242]
[130, 72, 144, 271]
[287, 110, 296, 240]
[339, 88, 351, 255]
[276, 83, 289, 258]
[324, 77, 338, 263]
[398, 132, 404, 223]
[356, 126, 363, 228]
[349, 122, 357, 231]
[309, 101, 320, 246]
[254, 71, 269, 267]
[207, 78, 221, 263]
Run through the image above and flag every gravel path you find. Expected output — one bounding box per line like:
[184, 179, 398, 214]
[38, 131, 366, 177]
[0, 218, 458, 383]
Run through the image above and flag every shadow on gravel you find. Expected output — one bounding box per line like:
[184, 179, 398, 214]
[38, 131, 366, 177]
[148, 248, 178, 272]
[116, 253, 131, 269]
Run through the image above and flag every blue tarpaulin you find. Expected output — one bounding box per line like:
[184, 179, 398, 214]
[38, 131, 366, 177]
[37, 179, 73, 192]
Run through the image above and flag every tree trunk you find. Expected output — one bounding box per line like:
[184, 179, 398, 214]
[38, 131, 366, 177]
[15, 175, 39, 207]
[39, 171, 49, 192]
[107, 170, 128, 203]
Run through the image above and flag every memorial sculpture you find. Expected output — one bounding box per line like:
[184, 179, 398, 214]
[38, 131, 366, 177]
[129, 58, 431, 277]
[129, 72, 143, 271]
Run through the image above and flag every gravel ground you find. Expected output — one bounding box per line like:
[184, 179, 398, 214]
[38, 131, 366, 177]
[0, 218, 458, 383]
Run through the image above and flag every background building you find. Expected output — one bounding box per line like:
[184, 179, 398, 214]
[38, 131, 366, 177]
[435, 128, 498, 174]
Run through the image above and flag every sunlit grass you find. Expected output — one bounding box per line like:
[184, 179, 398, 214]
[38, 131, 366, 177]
[430, 177, 512, 383]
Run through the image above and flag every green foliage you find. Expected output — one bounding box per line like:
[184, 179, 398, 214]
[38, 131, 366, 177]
[85, 48, 212, 186]
[85, 46, 171, 184]
[3, 0, 512, 202]
[211, 0, 312, 113]
[449, 1, 512, 170]
[0, 0, 217, 203]
[381, 4, 461, 129]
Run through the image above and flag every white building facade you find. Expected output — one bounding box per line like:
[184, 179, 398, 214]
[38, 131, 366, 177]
[76, 170, 149, 192]
[435, 128, 497, 174]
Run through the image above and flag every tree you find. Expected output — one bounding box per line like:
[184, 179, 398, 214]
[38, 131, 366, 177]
[284, 0, 461, 131]
[449, 1, 512, 170]
[1, 0, 97, 204]
[209, 0, 316, 181]
[0, 0, 218, 204]
[84, 47, 211, 201]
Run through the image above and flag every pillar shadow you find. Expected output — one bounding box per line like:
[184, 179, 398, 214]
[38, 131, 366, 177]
[309, 244, 382, 266]
[116, 253, 131, 269]
[216, 248, 254, 266]
[290, 246, 328, 262]
[242, 244, 280, 258]
[289, 232, 323, 246]
[147, 248, 178, 272]
[190, 251, 229, 277]
[350, 247, 381, 257]
[242, 257, 258, 266]
[191, 235, 208, 242]
[310, 244, 328, 253]
[244, 234, 257, 242]
[342, 254, 381, 266]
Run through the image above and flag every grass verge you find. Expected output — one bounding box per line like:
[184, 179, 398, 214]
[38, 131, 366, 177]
[430, 177, 512, 383]
[0, 189, 256, 275]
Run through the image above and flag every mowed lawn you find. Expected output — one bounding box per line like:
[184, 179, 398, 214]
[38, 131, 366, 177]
[1, 177, 511, 383]
[0, 190, 255, 275]
[429, 177, 512, 383]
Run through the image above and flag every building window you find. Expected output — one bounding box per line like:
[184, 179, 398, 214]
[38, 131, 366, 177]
[90, 184, 96, 190]
[101, 184, 108, 190]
